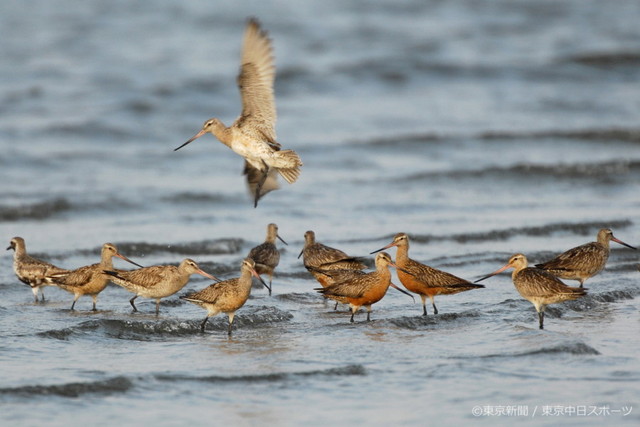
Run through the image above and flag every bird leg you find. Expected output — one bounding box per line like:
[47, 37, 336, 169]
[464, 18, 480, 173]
[129, 295, 138, 312]
[70, 295, 80, 311]
[366, 306, 372, 322]
[538, 311, 544, 330]
[40, 289, 46, 302]
[420, 295, 428, 316]
[350, 308, 356, 323]
[200, 316, 209, 332]
[227, 313, 236, 336]
[155, 299, 161, 315]
[253, 161, 271, 208]
[92, 295, 98, 311]
[334, 301, 339, 311]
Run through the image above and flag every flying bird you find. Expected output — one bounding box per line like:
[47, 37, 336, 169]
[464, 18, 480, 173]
[175, 18, 302, 207]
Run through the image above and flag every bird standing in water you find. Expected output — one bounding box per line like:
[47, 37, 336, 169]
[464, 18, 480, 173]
[247, 223, 287, 294]
[476, 253, 587, 329]
[371, 233, 484, 316]
[181, 258, 270, 336]
[536, 228, 636, 287]
[316, 252, 414, 323]
[44, 243, 142, 311]
[174, 18, 302, 207]
[7, 237, 68, 303]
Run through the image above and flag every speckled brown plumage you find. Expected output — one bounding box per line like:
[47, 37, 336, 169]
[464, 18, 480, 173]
[299, 230, 366, 288]
[536, 228, 636, 287]
[247, 223, 287, 293]
[476, 253, 587, 329]
[44, 243, 141, 311]
[371, 233, 483, 316]
[174, 18, 302, 207]
[104, 258, 218, 315]
[315, 252, 413, 323]
[181, 258, 268, 335]
[7, 236, 68, 302]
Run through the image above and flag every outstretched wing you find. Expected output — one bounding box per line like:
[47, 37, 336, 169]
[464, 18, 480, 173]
[236, 18, 277, 142]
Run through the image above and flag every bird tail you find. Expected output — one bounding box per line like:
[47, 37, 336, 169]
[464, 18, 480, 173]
[274, 150, 302, 184]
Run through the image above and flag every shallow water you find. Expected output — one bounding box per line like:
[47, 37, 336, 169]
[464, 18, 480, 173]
[1, 0, 640, 425]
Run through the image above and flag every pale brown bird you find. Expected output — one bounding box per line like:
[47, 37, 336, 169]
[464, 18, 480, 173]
[316, 252, 414, 323]
[535, 228, 636, 287]
[44, 243, 142, 311]
[104, 259, 220, 315]
[181, 258, 269, 335]
[174, 18, 302, 207]
[299, 230, 367, 288]
[247, 223, 287, 294]
[476, 253, 587, 329]
[371, 233, 484, 316]
[7, 237, 68, 302]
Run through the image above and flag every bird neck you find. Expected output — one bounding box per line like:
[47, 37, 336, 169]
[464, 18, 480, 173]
[100, 255, 114, 269]
[394, 244, 409, 264]
[210, 120, 232, 147]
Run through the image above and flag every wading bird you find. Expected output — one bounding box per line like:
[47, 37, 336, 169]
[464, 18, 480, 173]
[371, 233, 484, 316]
[104, 259, 219, 315]
[45, 243, 142, 311]
[476, 253, 587, 329]
[7, 237, 68, 302]
[316, 252, 414, 323]
[181, 258, 270, 335]
[247, 223, 287, 294]
[536, 228, 636, 287]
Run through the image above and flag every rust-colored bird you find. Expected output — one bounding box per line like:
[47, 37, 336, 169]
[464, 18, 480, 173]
[44, 243, 142, 311]
[299, 230, 367, 288]
[476, 253, 587, 329]
[371, 233, 484, 316]
[174, 18, 302, 207]
[181, 258, 269, 335]
[247, 223, 287, 294]
[535, 228, 636, 287]
[315, 252, 414, 323]
[7, 237, 68, 303]
[104, 259, 220, 315]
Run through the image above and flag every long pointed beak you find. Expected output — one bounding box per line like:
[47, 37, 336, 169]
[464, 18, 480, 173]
[197, 268, 221, 283]
[297, 249, 304, 259]
[612, 236, 637, 250]
[6, 245, 11, 250]
[114, 252, 144, 268]
[174, 129, 206, 151]
[251, 267, 271, 293]
[277, 234, 288, 246]
[390, 282, 415, 302]
[474, 263, 512, 283]
[370, 241, 396, 255]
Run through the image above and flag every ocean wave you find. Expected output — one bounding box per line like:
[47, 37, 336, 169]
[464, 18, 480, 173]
[475, 342, 600, 359]
[196, 306, 293, 333]
[39, 307, 293, 341]
[0, 198, 72, 222]
[161, 192, 235, 204]
[154, 364, 366, 384]
[402, 160, 639, 183]
[274, 292, 323, 305]
[565, 51, 640, 67]
[0, 376, 133, 398]
[388, 310, 481, 329]
[109, 238, 244, 257]
[47, 120, 135, 139]
[358, 127, 640, 147]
